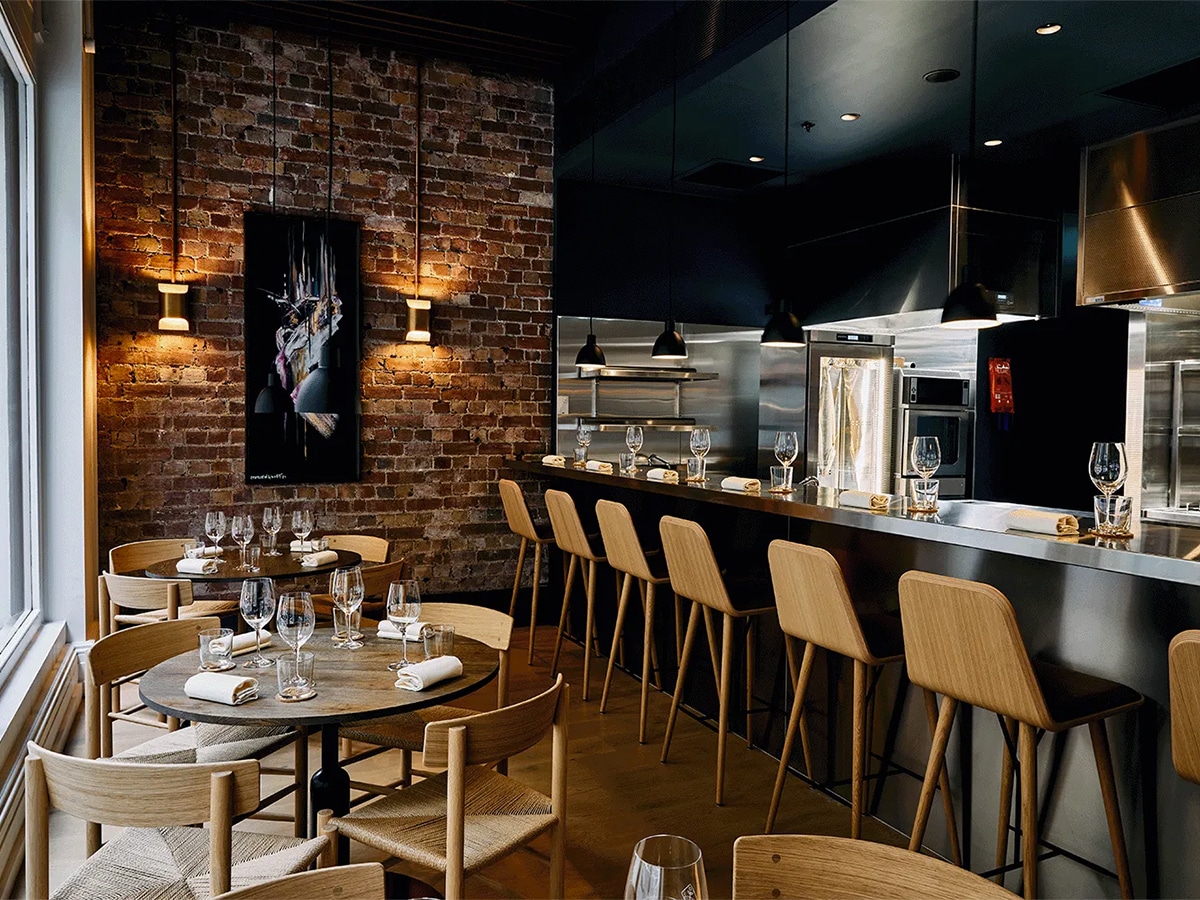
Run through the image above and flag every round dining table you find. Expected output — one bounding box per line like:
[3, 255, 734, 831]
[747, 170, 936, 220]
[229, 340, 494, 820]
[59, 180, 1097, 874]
[139, 628, 499, 847]
[142, 549, 361, 582]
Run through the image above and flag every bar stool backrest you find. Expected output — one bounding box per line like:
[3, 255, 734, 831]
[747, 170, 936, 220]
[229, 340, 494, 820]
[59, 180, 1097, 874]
[659, 516, 735, 615]
[324, 534, 390, 563]
[595, 500, 654, 582]
[499, 479, 541, 543]
[1169, 629, 1200, 784]
[898, 571, 1053, 729]
[768, 540, 871, 662]
[545, 489, 600, 561]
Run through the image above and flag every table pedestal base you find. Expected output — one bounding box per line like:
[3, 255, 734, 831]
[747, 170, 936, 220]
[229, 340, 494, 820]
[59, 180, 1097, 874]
[311, 724, 351, 860]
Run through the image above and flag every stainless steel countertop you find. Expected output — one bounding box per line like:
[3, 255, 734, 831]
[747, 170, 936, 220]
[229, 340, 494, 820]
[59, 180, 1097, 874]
[509, 458, 1200, 586]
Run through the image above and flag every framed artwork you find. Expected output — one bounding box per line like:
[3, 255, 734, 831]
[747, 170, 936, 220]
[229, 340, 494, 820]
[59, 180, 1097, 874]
[243, 210, 361, 484]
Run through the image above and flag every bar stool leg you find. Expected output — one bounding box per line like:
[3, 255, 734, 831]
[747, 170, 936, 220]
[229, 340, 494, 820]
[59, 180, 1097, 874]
[1019, 721, 1038, 900]
[921, 688, 963, 867]
[640, 582, 657, 743]
[910, 695, 958, 852]
[601, 573, 634, 714]
[1089, 718, 1134, 899]
[716, 612, 734, 806]
[583, 559, 598, 701]
[851, 660, 869, 839]
[550, 554, 578, 676]
[783, 635, 814, 778]
[642, 581, 663, 691]
[662, 602, 701, 764]
[674, 596, 684, 667]
[703, 606, 721, 695]
[527, 542, 543, 665]
[746, 618, 756, 749]
[767, 640, 816, 833]
[509, 537, 528, 617]
[995, 715, 1018, 884]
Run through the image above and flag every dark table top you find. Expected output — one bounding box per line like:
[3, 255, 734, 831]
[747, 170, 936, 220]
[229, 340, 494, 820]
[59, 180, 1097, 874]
[143, 549, 362, 583]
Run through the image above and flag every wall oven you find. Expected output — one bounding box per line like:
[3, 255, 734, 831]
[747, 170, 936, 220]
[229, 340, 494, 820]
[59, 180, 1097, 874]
[893, 371, 973, 498]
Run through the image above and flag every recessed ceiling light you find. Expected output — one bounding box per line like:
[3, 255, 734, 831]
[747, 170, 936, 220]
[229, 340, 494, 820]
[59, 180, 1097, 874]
[1036, 23, 1062, 35]
[923, 68, 961, 84]
[840, 113, 861, 122]
[748, 156, 765, 163]
[984, 139, 1003, 147]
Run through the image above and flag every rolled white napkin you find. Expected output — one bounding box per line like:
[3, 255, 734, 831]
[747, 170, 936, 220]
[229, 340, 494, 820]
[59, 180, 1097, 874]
[230, 630, 272, 656]
[646, 468, 679, 484]
[184, 672, 259, 706]
[301, 550, 339, 567]
[541, 454, 565, 467]
[394, 655, 463, 691]
[721, 476, 761, 493]
[290, 539, 325, 552]
[377, 620, 429, 641]
[185, 545, 222, 558]
[840, 490, 894, 511]
[1006, 509, 1080, 535]
[176, 558, 219, 575]
[585, 460, 614, 474]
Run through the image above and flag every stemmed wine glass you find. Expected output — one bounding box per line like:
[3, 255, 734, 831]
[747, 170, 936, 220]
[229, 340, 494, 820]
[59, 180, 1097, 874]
[623, 834, 709, 900]
[291, 509, 315, 548]
[277, 591, 315, 669]
[626, 425, 644, 456]
[331, 566, 365, 650]
[576, 424, 592, 450]
[1089, 441, 1128, 499]
[239, 577, 276, 669]
[231, 513, 255, 570]
[911, 436, 941, 479]
[690, 427, 711, 462]
[774, 431, 799, 469]
[204, 511, 226, 555]
[386, 579, 422, 671]
[262, 506, 283, 556]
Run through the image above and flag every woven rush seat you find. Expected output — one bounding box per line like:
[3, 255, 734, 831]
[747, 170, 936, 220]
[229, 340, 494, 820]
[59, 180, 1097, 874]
[340, 707, 461, 751]
[114, 722, 297, 765]
[52, 825, 326, 900]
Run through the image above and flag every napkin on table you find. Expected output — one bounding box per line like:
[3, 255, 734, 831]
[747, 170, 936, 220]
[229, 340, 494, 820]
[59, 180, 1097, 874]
[541, 454, 566, 467]
[290, 539, 324, 552]
[377, 621, 429, 641]
[185, 545, 222, 558]
[394, 656, 463, 691]
[721, 476, 761, 493]
[184, 672, 259, 705]
[230, 630, 272, 656]
[585, 460, 614, 474]
[176, 558, 219, 575]
[300, 550, 339, 567]
[646, 468, 679, 484]
[839, 490, 894, 511]
[1006, 509, 1080, 535]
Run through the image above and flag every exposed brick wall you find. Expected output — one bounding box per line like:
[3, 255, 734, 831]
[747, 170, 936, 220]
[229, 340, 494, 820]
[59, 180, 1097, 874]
[93, 11, 553, 592]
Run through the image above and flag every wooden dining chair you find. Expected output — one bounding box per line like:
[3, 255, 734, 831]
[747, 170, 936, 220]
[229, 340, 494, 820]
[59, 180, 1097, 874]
[311, 558, 405, 622]
[323, 534, 391, 563]
[545, 488, 606, 700]
[214, 862, 385, 899]
[25, 742, 328, 900]
[320, 675, 568, 900]
[732, 834, 1013, 899]
[499, 478, 555, 663]
[108, 537, 195, 574]
[84, 617, 308, 843]
[339, 602, 513, 795]
[99, 571, 241, 637]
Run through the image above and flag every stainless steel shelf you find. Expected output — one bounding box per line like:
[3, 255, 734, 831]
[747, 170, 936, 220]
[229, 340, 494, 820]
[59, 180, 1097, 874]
[557, 415, 698, 432]
[576, 366, 718, 382]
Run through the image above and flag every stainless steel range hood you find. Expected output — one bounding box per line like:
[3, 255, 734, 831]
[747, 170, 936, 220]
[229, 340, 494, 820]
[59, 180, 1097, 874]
[1079, 114, 1200, 315]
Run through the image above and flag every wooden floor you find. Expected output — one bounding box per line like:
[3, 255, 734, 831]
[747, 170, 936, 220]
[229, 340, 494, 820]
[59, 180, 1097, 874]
[42, 625, 909, 898]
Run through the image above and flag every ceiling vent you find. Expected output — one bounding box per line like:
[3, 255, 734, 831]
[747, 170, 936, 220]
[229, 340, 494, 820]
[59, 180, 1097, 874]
[680, 160, 782, 190]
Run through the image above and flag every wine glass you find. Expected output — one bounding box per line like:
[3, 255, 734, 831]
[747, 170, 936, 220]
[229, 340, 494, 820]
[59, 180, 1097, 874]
[624, 834, 709, 900]
[277, 592, 316, 669]
[386, 579, 422, 671]
[626, 425, 644, 455]
[689, 427, 711, 460]
[291, 509, 315, 547]
[239, 577, 276, 669]
[576, 424, 592, 449]
[910, 436, 942, 479]
[331, 566, 365, 650]
[231, 513, 255, 570]
[774, 431, 799, 469]
[204, 511, 226, 554]
[262, 506, 283, 556]
[1089, 441, 1128, 499]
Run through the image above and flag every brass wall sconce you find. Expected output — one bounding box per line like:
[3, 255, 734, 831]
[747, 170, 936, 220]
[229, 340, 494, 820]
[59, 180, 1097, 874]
[405, 297, 431, 343]
[157, 282, 190, 331]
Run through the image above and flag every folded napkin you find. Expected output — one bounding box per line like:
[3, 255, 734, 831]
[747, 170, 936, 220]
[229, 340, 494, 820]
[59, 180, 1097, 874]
[377, 620, 429, 641]
[721, 476, 761, 493]
[300, 550, 339, 567]
[840, 490, 893, 511]
[290, 539, 325, 552]
[176, 558, 219, 575]
[394, 655, 463, 691]
[184, 672, 259, 706]
[1006, 509, 1080, 535]
[230, 630, 272, 656]
[585, 460, 614, 474]
[646, 467, 680, 484]
[541, 454, 566, 467]
[185, 545, 222, 559]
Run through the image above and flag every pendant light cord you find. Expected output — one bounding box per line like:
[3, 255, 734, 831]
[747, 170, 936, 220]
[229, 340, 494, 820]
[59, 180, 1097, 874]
[271, 26, 277, 211]
[326, 19, 334, 341]
[968, 0, 978, 156]
[170, 15, 178, 284]
[588, 52, 597, 334]
[667, 0, 678, 322]
[414, 61, 421, 307]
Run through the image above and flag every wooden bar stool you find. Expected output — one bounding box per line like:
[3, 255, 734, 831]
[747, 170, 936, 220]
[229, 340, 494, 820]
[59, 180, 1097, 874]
[595, 499, 672, 743]
[658, 515, 775, 805]
[765, 540, 960, 861]
[1169, 629, 1200, 784]
[499, 479, 555, 664]
[545, 488, 606, 701]
[900, 571, 1143, 899]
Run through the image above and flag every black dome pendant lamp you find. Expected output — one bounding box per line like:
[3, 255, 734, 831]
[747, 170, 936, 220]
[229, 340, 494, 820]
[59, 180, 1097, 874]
[940, 0, 999, 331]
[574, 60, 606, 372]
[653, 2, 687, 362]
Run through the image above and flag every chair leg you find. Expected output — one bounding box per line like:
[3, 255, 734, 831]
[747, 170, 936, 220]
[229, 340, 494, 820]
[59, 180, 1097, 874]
[550, 554, 578, 676]
[716, 613, 734, 806]
[640, 582, 656, 743]
[922, 688, 963, 867]
[582, 559, 598, 701]
[662, 602, 700, 764]
[1089, 718, 1134, 899]
[674, 595, 684, 667]
[851, 660, 869, 839]
[294, 730, 309, 838]
[703, 606, 721, 695]
[767, 640, 816, 833]
[995, 715, 1018, 884]
[601, 573, 634, 713]
[616, 570, 626, 667]
[784, 636, 814, 779]
[549, 817, 565, 900]
[528, 542, 543, 665]
[642, 581, 662, 691]
[1019, 721, 1038, 900]
[745, 617, 756, 749]
[399, 749, 412, 788]
[509, 537, 527, 617]
[910, 695, 958, 852]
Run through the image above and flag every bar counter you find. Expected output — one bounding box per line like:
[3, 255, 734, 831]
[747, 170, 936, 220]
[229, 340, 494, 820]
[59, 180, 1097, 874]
[509, 457, 1200, 899]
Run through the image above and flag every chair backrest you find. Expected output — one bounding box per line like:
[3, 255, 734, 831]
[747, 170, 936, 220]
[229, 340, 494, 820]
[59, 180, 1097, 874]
[25, 741, 261, 899]
[108, 538, 193, 574]
[658, 515, 734, 615]
[732, 834, 1014, 899]
[101, 571, 195, 612]
[214, 863, 385, 899]
[768, 540, 870, 662]
[595, 499, 654, 582]
[545, 489, 601, 560]
[360, 559, 406, 599]
[325, 534, 390, 564]
[420, 602, 514, 708]
[898, 571, 1052, 728]
[1169, 629, 1200, 784]
[499, 478, 541, 542]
